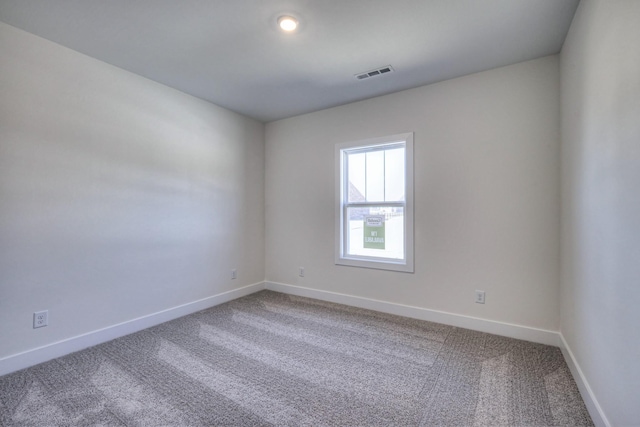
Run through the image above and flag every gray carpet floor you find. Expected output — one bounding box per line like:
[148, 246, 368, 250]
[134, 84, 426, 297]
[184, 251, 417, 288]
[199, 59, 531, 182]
[0, 290, 593, 426]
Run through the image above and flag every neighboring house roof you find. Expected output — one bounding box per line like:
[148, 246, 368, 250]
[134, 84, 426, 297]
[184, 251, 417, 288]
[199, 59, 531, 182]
[348, 182, 365, 203]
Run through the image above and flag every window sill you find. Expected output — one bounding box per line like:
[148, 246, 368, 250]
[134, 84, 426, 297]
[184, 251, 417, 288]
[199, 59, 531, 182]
[335, 256, 414, 273]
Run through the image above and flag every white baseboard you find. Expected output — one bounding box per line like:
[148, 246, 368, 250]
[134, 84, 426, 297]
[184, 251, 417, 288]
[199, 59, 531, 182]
[265, 281, 560, 346]
[0, 282, 265, 376]
[2, 280, 608, 427]
[558, 333, 610, 427]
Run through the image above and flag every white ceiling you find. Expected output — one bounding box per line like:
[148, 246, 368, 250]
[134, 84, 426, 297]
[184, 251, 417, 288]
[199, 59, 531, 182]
[0, 0, 579, 122]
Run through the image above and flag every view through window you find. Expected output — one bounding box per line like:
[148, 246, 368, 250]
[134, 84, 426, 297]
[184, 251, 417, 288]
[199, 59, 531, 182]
[336, 133, 414, 272]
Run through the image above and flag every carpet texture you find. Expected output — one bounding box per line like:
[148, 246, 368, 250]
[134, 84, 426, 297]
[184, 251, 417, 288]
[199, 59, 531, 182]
[0, 290, 593, 426]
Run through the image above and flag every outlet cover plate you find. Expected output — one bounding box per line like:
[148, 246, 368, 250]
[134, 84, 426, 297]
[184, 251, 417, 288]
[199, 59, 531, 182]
[33, 310, 48, 328]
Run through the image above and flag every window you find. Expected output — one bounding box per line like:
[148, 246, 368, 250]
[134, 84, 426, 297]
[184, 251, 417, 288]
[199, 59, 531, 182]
[335, 133, 414, 272]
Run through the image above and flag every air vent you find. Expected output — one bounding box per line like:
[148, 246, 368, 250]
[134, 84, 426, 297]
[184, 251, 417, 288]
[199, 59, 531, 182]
[355, 65, 394, 80]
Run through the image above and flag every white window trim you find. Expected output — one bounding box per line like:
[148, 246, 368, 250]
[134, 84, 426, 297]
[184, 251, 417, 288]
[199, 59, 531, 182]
[335, 132, 414, 273]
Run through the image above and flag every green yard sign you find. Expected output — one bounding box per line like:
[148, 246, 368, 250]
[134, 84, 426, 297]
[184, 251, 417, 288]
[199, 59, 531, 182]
[363, 215, 385, 249]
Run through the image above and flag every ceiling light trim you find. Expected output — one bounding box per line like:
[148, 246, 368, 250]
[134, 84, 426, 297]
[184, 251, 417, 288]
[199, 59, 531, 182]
[278, 15, 298, 32]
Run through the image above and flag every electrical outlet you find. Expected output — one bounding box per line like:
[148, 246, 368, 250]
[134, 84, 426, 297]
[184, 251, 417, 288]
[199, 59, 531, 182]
[231, 269, 237, 279]
[299, 267, 304, 277]
[475, 290, 486, 304]
[33, 310, 48, 328]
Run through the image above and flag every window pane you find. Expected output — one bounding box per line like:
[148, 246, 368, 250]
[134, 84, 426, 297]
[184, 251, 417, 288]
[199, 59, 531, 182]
[384, 147, 405, 202]
[346, 206, 404, 260]
[347, 152, 366, 202]
[337, 133, 413, 272]
[365, 150, 385, 202]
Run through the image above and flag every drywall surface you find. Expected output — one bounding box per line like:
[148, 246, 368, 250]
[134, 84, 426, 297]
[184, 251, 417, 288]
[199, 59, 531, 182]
[266, 56, 561, 331]
[0, 22, 265, 359]
[560, 1, 640, 425]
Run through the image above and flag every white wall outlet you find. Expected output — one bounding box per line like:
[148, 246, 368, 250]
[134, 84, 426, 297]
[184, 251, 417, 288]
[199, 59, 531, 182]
[33, 310, 48, 328]
[475, 290, 486, 304]
[231, 269, 237, 279]
[299, 267, 304, 277]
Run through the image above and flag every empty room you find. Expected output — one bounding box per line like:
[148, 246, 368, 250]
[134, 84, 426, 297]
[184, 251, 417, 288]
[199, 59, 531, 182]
[0, 0, 638, 426]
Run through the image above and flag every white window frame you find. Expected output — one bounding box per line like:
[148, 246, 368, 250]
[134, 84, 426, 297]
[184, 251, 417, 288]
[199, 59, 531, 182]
[335, 132, 414, 273]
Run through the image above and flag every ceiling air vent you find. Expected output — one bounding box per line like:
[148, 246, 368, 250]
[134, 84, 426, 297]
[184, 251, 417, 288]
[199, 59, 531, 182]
[355, 65, 394, 80]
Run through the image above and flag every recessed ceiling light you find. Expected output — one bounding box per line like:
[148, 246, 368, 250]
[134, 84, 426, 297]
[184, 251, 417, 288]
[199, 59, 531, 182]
[278, 16, 298, 32]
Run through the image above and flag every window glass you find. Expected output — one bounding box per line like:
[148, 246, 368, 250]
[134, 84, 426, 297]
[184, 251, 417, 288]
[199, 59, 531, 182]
[347, 152, 366, 203]
[365, 150, 385, 202]
[346, 206, 405, 260]
[335, 133, 414, 273]
[384, 147, 405, 202]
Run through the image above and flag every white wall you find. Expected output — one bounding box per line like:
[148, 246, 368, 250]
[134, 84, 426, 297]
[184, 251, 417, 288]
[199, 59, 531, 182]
[560, 1, 640, 425]
[266, 56, 561, 331]
[0, 22, 264, 360]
